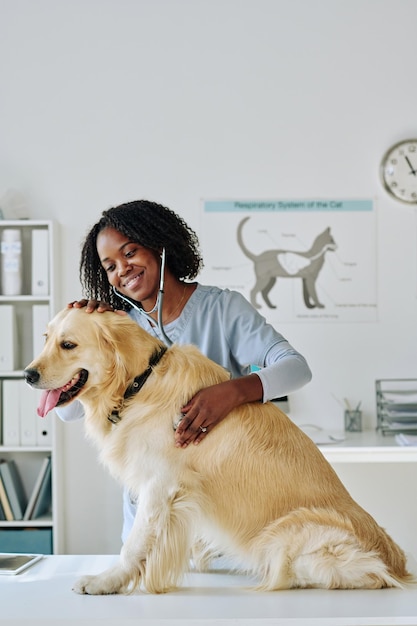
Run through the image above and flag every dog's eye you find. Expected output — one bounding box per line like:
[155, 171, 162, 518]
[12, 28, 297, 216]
[61, 341, 77, 350]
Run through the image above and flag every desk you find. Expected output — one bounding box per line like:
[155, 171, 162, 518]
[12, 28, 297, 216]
[318, 430, 417, 463]
[1, 554, 417, 625]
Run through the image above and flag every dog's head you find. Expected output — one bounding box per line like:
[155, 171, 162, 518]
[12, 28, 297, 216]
[24, 307, 163, 418]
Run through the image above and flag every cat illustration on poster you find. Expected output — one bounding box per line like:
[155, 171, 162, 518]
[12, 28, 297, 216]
[237, 217, 337, 310]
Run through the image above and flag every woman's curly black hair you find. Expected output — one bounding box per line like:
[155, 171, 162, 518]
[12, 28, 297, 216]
[80, 200, 204, 310]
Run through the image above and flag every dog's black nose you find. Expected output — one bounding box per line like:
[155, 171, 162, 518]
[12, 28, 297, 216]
[24, 368, 40, 385]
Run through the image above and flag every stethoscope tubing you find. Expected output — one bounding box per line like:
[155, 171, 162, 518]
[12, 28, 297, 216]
[112, 248, 173, 346]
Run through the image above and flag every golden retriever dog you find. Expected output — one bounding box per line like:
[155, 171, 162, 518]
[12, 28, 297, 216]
[24, 307, 412, 595]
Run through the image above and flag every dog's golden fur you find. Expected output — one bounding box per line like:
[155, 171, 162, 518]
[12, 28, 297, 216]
[25, 308, 412, 595]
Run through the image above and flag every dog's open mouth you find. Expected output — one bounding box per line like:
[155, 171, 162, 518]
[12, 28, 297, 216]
[37, 369, 88, 418]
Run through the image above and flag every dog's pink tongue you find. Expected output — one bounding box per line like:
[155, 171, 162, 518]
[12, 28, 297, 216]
[37, 389, 62, 418]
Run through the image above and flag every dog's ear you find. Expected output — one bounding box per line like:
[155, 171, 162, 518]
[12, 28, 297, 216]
[89, 312, 159, 375]
[91, 313, 132, 356]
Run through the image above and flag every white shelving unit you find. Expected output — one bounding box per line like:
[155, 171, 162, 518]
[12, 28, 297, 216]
[0, 220, 62, 554]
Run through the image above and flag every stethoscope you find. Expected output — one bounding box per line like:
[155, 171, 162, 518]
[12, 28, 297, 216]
[112, 247, 173, 346]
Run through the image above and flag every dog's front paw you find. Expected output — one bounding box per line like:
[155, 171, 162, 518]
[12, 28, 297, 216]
[73, 573, 121, 595]
[73, 563, 138, 595]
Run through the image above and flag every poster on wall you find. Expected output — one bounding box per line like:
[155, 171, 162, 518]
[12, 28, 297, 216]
[199, 198, 377, 323]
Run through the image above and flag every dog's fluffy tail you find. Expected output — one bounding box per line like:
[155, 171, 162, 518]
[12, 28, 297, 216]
[245, 508, 413, 590]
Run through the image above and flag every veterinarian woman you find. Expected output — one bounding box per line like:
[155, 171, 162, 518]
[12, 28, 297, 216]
[57, 199, 312, 541]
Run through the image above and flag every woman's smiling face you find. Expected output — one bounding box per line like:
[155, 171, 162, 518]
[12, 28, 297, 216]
[97, 227, 161, 305]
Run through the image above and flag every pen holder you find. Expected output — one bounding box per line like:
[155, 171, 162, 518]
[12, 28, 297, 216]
[344, 409, 362, 432]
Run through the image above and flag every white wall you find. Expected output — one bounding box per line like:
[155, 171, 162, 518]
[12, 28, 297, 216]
[1, 0, 416, 555]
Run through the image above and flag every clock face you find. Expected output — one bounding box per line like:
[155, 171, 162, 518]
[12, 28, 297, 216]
[381, 139, 417, 204]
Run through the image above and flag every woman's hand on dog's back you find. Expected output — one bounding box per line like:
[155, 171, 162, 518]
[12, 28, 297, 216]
[175, 374, 263, 448]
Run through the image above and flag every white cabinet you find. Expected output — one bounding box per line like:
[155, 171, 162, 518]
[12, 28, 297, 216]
[0, 220, 62, 554]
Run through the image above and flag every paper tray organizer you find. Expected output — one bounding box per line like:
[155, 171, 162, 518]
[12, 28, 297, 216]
[376, 379, 417, 435]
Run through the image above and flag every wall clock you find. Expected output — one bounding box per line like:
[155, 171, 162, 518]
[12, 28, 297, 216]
[380, 139, 417, 204]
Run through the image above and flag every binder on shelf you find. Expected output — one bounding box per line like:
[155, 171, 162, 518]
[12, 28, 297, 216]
[32, 304, 49, 359]
[36, 408, 53, 446]
[24, 456, 51, 521]
[31, 230, 49, 296]
[0, 305, 17, 371]
[0, 460, 27, 521]
[2, 380, 20, 446]
[2, 379, 48, 447]
[19, 381, 37, 446]
[0, 472, 14, 521]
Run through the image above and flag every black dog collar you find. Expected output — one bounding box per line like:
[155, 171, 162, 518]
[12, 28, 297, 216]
[108, 346, 168, 424]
